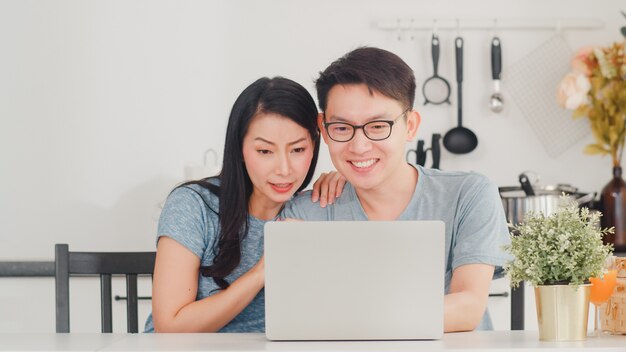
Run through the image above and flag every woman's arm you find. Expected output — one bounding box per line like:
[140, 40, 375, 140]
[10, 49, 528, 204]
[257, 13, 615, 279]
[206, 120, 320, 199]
[151, 236, 264, 332]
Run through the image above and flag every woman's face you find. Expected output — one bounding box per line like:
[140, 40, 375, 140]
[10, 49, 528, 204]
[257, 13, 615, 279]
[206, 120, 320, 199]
[242, 112, 314, 217]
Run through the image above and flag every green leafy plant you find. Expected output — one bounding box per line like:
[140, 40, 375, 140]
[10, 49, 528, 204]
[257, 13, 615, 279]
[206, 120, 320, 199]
[503, 197, 614, 288]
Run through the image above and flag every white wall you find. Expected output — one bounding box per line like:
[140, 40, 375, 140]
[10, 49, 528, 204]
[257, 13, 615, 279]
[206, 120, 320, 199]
[0, 0, 623, 332]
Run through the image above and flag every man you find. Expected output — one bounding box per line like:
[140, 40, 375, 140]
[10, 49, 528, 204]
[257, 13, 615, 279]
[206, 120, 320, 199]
[284, 47, 511, 332]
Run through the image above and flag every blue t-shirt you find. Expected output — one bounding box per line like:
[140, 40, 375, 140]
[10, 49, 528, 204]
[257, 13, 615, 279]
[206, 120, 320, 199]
[144, 183, 268, 332]
[282, 165, 512, 330]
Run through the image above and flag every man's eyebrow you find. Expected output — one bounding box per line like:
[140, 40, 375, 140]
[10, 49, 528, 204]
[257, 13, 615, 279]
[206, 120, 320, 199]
[326, 114, 386, 123]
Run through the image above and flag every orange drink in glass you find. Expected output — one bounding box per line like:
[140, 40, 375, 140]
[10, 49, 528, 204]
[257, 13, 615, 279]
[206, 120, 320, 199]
[589, 270, 617, 337]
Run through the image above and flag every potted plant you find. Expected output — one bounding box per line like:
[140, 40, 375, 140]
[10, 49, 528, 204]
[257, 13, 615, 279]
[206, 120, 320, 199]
[503, 197, 613, 341]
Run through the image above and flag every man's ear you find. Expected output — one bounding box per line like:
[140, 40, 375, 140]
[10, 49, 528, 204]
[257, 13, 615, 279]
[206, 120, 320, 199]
[318, 112, 330, 144]
[406, 110, 421, 141]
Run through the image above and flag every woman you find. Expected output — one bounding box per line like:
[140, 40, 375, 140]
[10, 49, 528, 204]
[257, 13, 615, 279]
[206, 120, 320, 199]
[145, 77, 339, 332]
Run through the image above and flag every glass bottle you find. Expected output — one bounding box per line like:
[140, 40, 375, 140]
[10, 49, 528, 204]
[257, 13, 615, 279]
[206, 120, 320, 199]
[600, 166, 626, 252]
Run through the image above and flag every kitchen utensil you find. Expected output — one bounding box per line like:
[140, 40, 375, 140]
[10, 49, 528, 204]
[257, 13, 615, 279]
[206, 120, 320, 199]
[430, 133, 441, 169]
[406, 140, 426, 165]
[422, 34, 451, 105]
[505, 35, 588, 158]
[405, 133, 441, 169]
[499, 179, 597, 225]
[518, 172, 535, 196]
[489, 36, 504, 113]
[443, 37, 478, 154]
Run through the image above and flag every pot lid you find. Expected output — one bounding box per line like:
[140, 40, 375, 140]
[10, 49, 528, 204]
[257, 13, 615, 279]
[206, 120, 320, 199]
[499, 172, 579, 198]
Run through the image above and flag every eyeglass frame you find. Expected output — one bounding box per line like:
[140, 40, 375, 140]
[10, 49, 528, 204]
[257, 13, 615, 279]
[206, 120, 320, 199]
[322, 108, 411, 142]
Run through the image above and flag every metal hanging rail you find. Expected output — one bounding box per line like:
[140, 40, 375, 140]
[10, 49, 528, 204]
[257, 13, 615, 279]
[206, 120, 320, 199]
[376, 18, 604, 32]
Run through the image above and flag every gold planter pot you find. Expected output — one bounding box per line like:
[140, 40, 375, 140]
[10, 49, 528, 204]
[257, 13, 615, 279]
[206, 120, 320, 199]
[535, 284, 591, 341]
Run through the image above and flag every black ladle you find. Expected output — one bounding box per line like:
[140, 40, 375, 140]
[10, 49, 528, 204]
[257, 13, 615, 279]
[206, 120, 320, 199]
[443, 37, 478, 154]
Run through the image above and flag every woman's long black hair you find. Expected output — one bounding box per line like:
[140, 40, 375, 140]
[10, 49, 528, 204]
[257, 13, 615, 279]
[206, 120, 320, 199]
[181, 77, 320, 289]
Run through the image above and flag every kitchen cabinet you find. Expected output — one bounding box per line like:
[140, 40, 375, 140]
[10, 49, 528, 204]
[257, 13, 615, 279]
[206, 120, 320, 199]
[488, 278, 536, 331]
[488, 278, 538, 331]
[488, 277, 544, 331]
[487, 278, 512, 330]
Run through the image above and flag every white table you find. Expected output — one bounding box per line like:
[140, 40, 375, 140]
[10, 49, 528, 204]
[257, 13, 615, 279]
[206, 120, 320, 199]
[1, 331, 625, 351]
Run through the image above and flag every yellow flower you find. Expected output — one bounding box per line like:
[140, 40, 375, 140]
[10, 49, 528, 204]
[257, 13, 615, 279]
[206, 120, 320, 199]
[558, 41, 626, 167]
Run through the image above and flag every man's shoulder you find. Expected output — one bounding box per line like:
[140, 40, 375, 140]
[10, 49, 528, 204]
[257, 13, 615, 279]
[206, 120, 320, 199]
[284, 184, 358, 220]
[284, 190, 325, 220]
[290, 190, 314, 205]
[420, 167, 493, 191]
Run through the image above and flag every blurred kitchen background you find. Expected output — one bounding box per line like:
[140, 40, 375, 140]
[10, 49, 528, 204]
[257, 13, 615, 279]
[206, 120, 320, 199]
[0, 0, 624, 333]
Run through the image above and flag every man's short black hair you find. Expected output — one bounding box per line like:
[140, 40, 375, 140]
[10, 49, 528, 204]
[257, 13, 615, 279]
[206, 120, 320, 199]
[315, 47, 416, 112]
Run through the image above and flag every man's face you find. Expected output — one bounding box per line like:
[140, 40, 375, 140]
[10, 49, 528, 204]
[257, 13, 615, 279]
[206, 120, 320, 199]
[320, 84, 420, 191]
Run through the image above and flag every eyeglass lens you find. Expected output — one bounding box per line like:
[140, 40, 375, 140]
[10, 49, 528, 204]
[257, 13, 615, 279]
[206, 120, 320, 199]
[327, 121, 392, 142]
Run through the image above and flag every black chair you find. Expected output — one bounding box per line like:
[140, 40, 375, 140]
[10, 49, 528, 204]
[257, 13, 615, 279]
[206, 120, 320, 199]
[54, 244, 156, 333]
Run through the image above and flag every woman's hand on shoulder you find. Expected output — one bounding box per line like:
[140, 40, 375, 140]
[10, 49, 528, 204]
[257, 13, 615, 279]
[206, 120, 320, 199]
[311, 171, 346, 208]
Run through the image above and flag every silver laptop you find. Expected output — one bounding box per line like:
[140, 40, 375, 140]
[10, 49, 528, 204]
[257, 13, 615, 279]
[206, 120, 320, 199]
[264, 220, 445, 341]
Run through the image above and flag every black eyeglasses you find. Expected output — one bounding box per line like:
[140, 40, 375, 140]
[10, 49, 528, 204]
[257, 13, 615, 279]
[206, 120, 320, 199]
[323, 109, 410, 142]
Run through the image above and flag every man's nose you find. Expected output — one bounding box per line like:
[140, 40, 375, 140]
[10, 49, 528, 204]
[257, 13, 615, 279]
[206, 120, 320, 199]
[348, 128, 373, 154]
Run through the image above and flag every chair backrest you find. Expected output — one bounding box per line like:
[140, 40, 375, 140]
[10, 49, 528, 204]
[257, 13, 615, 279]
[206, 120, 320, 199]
[54, 244, 156, 333]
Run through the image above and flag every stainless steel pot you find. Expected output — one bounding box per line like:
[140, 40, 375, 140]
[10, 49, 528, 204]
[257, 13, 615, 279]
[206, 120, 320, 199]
[499, 179, 596, 225]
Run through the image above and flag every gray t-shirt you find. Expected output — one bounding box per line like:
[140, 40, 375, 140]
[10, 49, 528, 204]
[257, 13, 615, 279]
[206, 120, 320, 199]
[282, 165, 511, 330]
[144, 183, 267, 333]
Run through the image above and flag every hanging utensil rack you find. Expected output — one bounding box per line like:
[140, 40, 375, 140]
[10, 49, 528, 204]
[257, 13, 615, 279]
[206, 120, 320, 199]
[376, 18, 604, 32]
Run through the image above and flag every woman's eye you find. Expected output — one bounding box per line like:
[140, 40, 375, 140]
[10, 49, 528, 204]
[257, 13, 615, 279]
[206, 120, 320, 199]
[258, 149, 272, 155]
[292, 147, 306, 153]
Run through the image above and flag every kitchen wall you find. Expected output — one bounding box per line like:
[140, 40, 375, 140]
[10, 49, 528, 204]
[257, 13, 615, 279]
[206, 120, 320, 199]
[0, 0, 623, 332]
